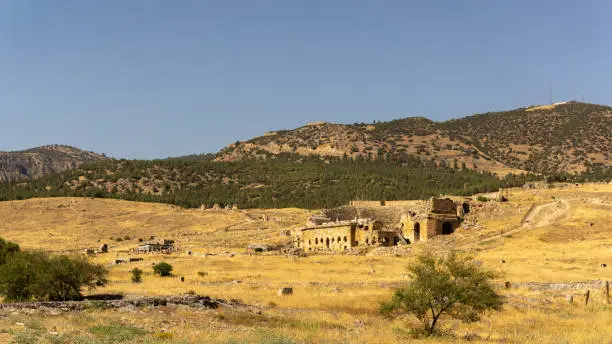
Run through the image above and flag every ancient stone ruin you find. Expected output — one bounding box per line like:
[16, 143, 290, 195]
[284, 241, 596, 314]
[293, 197, 466, 252]
[400, 197, 465, 243]
[135, 239, 176, 253]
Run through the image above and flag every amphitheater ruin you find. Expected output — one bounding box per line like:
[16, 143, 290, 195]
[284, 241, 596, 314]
[293, 197, 467, 252]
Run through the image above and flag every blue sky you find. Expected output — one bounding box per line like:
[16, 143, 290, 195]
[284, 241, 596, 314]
[1, 1, 611, 159]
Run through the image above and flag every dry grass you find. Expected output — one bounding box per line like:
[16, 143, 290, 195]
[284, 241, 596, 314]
[0, 183, 611, 343]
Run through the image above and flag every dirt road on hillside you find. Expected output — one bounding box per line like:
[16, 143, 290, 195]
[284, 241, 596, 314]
[521, 199, 571, 229]
[463, 199, 571, 248]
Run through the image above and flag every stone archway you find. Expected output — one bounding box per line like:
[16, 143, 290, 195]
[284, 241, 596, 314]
[325, 238, 330, 248]
[414, 223, 421, 242]
[442, 221, 454, 235]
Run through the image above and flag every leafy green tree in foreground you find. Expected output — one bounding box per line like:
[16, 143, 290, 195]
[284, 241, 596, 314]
[380, 249, 503, 336]
[0, 249, 107, 302]
[153, 262, 173, 277]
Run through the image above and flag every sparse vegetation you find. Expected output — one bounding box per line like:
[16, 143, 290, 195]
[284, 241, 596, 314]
[0, 182, 610, 343]
[130, 268, 143, 283]
[153, 262, 173, 277]
[380, 249, 503, 336]
[0, 244, 107, 301]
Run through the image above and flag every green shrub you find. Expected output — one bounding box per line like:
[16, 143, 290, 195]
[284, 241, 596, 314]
[153, 262, 173, 277]
[131, 268, 143, 283]
[0, 249, 107, 302]
[0, 237, 20, 265]
[477, 196, 488, 202]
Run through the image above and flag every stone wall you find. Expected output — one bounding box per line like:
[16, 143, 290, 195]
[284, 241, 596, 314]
[430, 198, 457, 214]
[301, 224, 353, 251]
[300, 221, 390, 252]
[0, 295, 222, 314]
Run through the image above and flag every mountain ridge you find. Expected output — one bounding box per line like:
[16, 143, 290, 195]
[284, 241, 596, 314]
[217, 101, 611, 175]
[1, 101, 610, 183]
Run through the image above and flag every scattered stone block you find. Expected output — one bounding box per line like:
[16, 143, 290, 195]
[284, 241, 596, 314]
[277, 287, 293, 296]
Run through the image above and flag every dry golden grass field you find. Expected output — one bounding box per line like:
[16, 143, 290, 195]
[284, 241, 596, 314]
[0, 183, 611, 343]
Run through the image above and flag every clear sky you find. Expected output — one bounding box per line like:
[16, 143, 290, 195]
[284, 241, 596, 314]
[1, 1, 611, 159]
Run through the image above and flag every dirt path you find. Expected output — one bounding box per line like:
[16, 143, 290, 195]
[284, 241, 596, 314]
[521, 199, 571, 229]
[462, 199, 571, 248]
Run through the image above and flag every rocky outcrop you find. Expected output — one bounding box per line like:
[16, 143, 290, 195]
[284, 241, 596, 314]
[0, 145, 107, 182]
[0, 295, 224, 314]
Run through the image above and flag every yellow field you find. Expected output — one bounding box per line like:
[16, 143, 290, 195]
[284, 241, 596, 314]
[0, 183, 611, 343]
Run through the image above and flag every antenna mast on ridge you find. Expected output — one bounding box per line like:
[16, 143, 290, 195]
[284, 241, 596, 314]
[548, 80, 552, 105]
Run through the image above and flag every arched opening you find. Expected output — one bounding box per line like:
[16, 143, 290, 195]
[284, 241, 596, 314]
[366, 238, 369, 244]
[442, 221, 454, 235]
[315, 238, 318, 245]
[331, 238, 335, 243]
[309, 239, 311, 245]
[364, 226, 369, 231]
[325, 238, 330, 248]
[343, 236, 347, 242]
[414, 223, 421, 242]
[337, 236, 341, 243]
[462, 202, 470, 214]
[394, 237, 399, 245]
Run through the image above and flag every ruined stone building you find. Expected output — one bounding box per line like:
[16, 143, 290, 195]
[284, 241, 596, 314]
[136, 239, 176, 253]
[295, 219, 404, 252]
[400, 197, 466, 243]
[294, 197, 467, 252]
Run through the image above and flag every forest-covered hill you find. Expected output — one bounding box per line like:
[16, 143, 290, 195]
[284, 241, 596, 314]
[0, 155, 542, 209]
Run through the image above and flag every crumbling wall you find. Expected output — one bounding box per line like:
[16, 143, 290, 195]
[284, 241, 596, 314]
[301, 224, 353, 251]
[430, 198, 457, 214]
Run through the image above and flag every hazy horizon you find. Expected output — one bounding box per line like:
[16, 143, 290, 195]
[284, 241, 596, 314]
[2, 1, 611, 159]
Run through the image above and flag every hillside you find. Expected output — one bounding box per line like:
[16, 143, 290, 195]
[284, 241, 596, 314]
[0, 156, 527, 209]
[217, 101, 612, 175]
[444, 102, 612, 174]
[0, 145, 108, 183]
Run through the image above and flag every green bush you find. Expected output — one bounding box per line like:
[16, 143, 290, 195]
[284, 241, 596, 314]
[131, 268, 143, 283]
[477, 196, 488, 202]
[153, 262, 173, 277]
[0, 237, 20, 265]
[0, 249, 107, 302]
